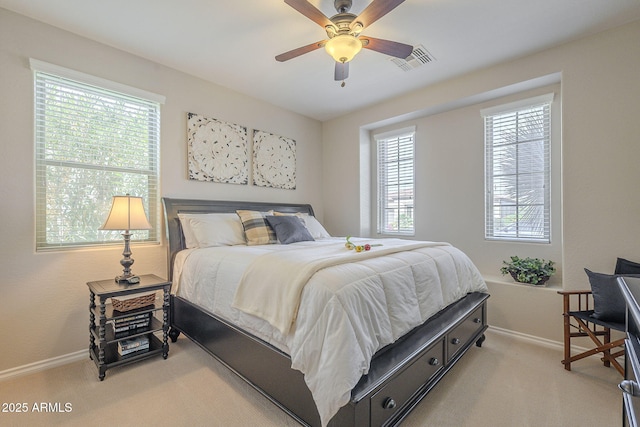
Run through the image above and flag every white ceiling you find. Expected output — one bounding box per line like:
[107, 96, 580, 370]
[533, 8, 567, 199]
[2, 0, 640, 121]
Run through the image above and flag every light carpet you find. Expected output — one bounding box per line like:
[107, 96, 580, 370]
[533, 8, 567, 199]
[0, 329, 621, 426]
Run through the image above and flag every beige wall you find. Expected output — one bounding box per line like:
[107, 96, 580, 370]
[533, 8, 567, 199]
[2, 5, 639, 373]
[322, 21, 640, 340]
[361, 83, 563, 280]
[0, 8, 323, 373]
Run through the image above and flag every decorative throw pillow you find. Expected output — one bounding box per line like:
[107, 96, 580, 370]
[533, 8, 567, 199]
[236, 210, 277, 245]
[585, 268, 640, 324]
[615, 257, 640, 275]
[265, 215, 314, 244]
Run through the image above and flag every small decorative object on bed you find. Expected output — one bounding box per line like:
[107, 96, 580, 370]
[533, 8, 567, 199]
[187, 112, 249, 184]
[501, 255, 556, 286]
[252, 129, 296, 189]
[345, 235, 381, 251]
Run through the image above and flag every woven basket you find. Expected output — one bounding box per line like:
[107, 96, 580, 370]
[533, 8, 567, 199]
[112, 293, 156, 312]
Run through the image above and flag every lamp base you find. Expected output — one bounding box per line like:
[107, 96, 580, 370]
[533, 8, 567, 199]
[114, 230, 138, 284]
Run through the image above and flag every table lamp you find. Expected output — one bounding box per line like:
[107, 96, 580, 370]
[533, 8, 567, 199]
[100, 194, 152, 283]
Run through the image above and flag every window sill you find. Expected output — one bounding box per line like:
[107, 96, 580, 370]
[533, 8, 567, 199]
[483, 275, 562, 291]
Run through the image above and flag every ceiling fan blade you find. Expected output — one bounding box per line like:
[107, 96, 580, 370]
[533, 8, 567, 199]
[284, 0, 334, 28]
[350, 0, 406, 31]
[360, 36, 413, 58]
[276, 40, 326, 62]
[334, 61, 349, 81]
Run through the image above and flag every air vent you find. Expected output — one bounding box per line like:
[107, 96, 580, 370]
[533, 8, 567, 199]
[390, 45, 435, 71]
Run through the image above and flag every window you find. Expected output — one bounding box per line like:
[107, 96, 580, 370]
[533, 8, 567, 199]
[375, 127, 415, 235]
[482, 93, 553, 242]
[32, 59, 164, 250]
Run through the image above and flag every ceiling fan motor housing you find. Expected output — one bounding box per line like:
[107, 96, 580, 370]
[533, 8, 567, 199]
[327, 12, 358, 36]
[334, 0, 352, 13]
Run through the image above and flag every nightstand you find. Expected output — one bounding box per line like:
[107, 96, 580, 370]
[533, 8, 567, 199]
[87, 274, 171, 380]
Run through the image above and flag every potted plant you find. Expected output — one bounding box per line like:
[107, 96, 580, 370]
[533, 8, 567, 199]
[500, 256, 556, 286]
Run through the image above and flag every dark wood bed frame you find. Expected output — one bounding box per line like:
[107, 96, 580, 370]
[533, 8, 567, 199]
[162, 197, 489, 427]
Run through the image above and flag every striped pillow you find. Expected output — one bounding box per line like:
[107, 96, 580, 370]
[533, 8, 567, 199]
[236, 210, 277, 245]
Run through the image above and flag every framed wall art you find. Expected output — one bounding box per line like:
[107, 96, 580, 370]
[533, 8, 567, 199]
[187, 112, 248, 184]
[252, 130, 296, 190]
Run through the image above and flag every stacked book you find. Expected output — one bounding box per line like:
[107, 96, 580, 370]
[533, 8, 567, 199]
[118, 336, 150, 357]
[110, 312, 152, 337]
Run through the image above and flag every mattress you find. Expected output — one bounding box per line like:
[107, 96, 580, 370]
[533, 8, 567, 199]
[173, 237, 488, 426]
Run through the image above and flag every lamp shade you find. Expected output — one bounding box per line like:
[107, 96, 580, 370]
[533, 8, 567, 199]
[324, 34, 362, 63]
[100, 195, 152, 231]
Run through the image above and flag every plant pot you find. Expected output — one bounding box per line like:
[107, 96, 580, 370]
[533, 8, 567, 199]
[509, 272, 550, 286]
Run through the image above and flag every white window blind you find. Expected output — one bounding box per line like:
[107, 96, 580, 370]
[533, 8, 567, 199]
[376, 127, 415, 235]
[482, 94, 553, 242]
[33, 61, 162, 250]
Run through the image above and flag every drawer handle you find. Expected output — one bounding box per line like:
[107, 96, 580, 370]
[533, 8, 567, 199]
[473, 317, 481, 324]
[620, 380, 640, 397]
[451, 338, 461, 345]
[382, 397, 397, 410]
[429, 357, 439, 366]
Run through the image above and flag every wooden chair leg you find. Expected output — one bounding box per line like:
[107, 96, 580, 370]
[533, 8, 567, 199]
[611, 349, 625, 358]
[600, 341, 625, 376]
[604, 327, 611, 368]
[558, 290, 625, 376]
[562, 308, 571, 371]
[562, 317, 625, 376]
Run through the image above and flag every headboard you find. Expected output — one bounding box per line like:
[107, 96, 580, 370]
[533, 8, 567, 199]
[161, 198, 315, 280]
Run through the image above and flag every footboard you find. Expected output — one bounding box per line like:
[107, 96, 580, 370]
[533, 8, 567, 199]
[170, 292, 489, 426]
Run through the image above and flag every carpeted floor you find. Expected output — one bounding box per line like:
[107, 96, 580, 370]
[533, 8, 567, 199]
[0, 329, 621, 427]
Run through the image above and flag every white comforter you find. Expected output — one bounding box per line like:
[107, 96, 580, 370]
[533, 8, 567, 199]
[232, 239, 444, 335]
[173, 237, 487, 426]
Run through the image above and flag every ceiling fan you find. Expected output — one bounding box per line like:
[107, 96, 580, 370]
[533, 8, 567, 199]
[276, 0, 414, 86]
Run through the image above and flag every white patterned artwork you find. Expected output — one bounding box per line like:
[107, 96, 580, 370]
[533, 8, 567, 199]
[252, 130, 296, 190]
[187, 113, 248, 184]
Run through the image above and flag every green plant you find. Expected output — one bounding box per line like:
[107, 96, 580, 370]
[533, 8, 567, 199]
[500, 256, 556, 285]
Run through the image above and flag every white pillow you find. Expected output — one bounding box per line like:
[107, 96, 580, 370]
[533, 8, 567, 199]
[273, 211, 331, 239]
[302, 215, 331, 239]
[177, 213, 200, 248]
[274, 212, 331, 240]
[178, 213, 246, 248]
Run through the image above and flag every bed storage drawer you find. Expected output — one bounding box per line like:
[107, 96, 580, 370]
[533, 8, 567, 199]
[370, 339, 444, 426]
[446, 305, 485, 363]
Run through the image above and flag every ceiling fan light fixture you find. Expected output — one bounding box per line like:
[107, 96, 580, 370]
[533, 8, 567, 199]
[324, 34, 362, 63]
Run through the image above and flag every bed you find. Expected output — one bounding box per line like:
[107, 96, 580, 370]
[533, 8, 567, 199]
[162, 197, 489, 427]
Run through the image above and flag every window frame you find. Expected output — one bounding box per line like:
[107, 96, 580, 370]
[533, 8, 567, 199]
[374, 126, 416, 236]
[31, 59, 165, 251]
[482, 93, 554, 243]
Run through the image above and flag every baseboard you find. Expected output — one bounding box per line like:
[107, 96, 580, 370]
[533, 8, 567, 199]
[0, 327, 602, 382]
[0, 349, 86, 382]
[487, 325, 596, 355]
[488, 325, 566, 350]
